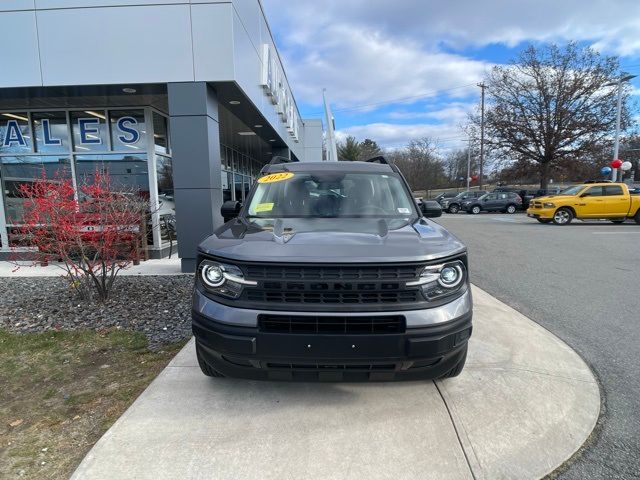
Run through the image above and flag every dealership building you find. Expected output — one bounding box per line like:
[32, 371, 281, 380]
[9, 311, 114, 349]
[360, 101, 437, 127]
[0, 0, 323, 271]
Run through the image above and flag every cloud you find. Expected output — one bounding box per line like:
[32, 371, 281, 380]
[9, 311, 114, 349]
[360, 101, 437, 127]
[336, 121, 467, 151]
[263, 0, 640, 110]
[273, 22, 488, 109]
[262, 0, 640, 149]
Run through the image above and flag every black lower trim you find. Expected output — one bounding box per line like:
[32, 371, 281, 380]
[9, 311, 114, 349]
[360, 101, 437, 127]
[192, 310, 472, 381]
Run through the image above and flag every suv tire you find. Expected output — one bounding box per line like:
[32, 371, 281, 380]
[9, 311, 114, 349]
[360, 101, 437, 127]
[553, 207, 573, 225]
[439, 345, 467, 379]
[448, 204, 460, 214]
[505, 204, 517, 214]
[196, 343, 225, 378]
[470, 205, 481, 215]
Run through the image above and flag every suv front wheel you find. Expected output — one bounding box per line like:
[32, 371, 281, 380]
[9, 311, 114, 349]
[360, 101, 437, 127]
[448, 204, 460, 214]
[469, 205, 481, 214]
[505, 204, 517, 214]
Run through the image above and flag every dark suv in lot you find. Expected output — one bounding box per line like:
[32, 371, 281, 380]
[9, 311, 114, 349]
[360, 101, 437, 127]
[463, 191, 522, 214]
[192, 159, 472, 381]
[441, 190, 487, 213]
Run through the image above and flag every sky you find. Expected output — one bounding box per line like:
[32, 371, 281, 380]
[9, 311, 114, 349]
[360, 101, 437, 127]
[261, 0, 640, 152]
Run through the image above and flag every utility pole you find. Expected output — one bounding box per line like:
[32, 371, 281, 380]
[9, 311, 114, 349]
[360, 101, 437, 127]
[478, 82, 486, 189]
[605, 74, 636, 181]
[466, 137, 472, 190]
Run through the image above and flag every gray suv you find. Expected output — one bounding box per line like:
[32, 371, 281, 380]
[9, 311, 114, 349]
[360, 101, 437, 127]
[192, 159, 472, 381]
[442, 190, 487, 213]
[463, 191, 522, 214]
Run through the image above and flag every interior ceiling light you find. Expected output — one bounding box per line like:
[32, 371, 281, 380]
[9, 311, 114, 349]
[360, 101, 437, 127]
[122, 87, 137, 94]
[84, 110, 106, 120]
[269, 139, 276, 142]
[238, 131, 256, 136]
[2, 113, 29, 122]
[254, 124, 263, 128]
[229, 100, 241, 105]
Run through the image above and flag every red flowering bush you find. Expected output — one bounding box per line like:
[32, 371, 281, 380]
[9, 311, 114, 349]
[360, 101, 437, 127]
[14, 172, 151, 302]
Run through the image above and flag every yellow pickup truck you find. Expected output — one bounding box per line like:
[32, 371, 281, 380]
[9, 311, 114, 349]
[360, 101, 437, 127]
[527, 182, 640, 225]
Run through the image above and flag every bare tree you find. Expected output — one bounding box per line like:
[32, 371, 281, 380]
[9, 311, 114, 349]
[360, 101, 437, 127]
[474, 43, 630, 188]
[388, 138, 447, 191]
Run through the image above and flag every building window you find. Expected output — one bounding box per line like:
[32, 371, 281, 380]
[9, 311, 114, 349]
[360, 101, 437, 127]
[153, 112, 169, 155]
[156, 154, 175, 244]
[71, 110, 108, 152]
[222, 171, 232, 202]
[32, 112, 69, 154]
[0, 112, 32, 155]
[109, 109, 146, 152]
[74, 153, 149, 195]
[0, 155, 72, 223]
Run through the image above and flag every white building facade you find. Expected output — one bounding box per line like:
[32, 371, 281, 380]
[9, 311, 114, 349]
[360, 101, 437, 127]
[0, 0, 323, 270]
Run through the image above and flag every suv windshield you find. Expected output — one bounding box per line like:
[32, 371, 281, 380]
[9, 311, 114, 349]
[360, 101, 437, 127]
[246, 171, 416, 218]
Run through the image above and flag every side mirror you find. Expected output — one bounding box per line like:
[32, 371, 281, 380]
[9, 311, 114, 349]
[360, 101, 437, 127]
[221, 200, 242, 222]
[420, 200, 442, 218]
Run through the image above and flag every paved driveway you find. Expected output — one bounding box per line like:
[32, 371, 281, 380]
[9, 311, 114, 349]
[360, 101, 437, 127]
[436, 213, 640, 479]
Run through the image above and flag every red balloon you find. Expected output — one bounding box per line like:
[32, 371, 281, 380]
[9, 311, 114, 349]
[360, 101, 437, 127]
[611, 159, 623, 168]
[471, 175, 478, 181]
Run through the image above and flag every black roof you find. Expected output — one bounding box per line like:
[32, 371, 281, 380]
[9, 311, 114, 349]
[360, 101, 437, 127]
[263, 161, 395, 174]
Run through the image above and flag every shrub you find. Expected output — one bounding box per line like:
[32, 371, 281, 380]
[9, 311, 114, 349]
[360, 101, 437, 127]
[14, 172, 151, 302]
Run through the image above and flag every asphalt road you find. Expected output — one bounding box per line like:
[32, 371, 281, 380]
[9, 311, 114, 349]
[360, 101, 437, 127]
[436, 213, 640, 480]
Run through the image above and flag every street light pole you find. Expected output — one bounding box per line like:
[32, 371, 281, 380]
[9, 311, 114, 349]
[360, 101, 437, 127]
[478, 83, 486, 189]
[607, 74, 637, 181]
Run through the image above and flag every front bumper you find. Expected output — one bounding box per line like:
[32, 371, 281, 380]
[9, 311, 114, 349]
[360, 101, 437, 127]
[192, 288, 472, 381]
[527, 207, 554, 219]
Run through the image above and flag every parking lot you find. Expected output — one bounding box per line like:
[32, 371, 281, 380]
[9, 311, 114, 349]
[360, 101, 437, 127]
[436, 213, 640, 479]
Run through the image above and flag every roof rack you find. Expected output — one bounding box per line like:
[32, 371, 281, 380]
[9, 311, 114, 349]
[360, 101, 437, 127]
[364, 155, 390, 165]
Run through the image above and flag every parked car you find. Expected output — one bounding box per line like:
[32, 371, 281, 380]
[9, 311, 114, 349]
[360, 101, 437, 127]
[441, 190, 487, 213]
[463, 191, 522, 214]
[192, 158, 472, 381]
[527, 182, 640, 225]
[433, 191, 458, 206]
[517, 188, 561, 209]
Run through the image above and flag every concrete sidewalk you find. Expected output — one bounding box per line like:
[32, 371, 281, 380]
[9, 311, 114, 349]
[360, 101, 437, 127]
[0, 259, 185, 277]
[71, 286, 600, 480]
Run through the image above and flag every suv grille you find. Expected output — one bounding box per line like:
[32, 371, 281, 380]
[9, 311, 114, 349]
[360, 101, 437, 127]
[240, 262, 425, 309]
[246, 290, 420, 305]
[258, 314, 406, 334]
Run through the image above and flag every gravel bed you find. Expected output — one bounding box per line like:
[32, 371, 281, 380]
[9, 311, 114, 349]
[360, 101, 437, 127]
[0, 275, 194, 349]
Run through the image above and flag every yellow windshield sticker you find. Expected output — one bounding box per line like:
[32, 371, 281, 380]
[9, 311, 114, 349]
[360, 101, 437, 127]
[258, 172, 294, 183]
[255, 202, 274, 213]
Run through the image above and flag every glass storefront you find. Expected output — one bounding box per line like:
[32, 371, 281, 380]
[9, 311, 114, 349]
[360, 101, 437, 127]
[221, 144, 262, 204]
[0, 107, 264, 253]
[0, 108, 171, 251]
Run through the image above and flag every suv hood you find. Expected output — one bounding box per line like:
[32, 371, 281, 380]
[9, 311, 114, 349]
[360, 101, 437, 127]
[199, 217, 466, 263]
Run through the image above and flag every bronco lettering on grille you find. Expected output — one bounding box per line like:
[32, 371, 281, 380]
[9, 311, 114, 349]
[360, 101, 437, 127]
[262, 282, 402, 291]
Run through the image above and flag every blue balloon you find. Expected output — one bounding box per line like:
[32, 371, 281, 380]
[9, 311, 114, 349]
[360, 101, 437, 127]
[601, 166, 612, 175]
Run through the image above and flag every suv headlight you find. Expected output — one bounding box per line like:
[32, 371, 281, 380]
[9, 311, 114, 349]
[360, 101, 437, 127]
[543, 202, 555, 208]
[198, 260, 256, 299]
[407, 260, 467, 300]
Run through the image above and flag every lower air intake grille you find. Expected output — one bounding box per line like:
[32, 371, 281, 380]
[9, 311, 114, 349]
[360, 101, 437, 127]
[258, 314, 406, 334]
